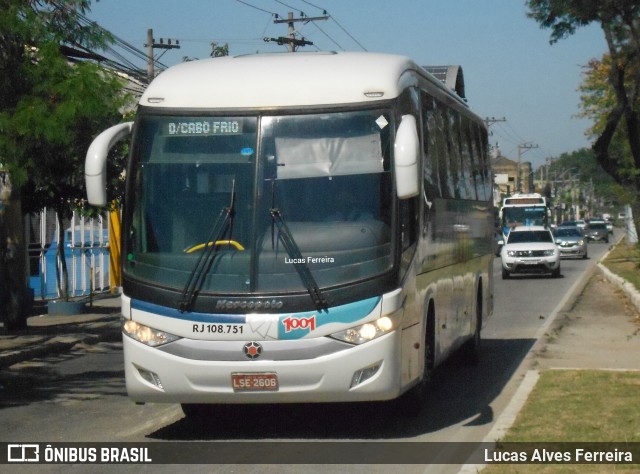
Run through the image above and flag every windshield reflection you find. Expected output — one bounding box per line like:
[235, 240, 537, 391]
[125, 110, 394, 297]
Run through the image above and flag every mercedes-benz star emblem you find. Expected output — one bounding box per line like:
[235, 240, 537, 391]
[243, 341, 262, 359]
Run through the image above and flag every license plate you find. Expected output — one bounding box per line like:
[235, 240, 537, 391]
[231, 373, 279, 392]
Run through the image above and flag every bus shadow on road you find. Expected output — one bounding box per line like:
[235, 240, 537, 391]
[148, 337, 536, 441]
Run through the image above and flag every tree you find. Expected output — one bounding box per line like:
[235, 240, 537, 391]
[547, 148, 620, 213]
[577, 54, 638, 199]
[526, 0, 640, 197]
[210, 42, 229, 57]
[0, 1, 128, 316]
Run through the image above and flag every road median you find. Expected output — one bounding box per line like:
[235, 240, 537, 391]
[464, 237, 640, 472]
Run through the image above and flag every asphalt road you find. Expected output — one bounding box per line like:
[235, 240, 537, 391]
[0, 234, 614, 473]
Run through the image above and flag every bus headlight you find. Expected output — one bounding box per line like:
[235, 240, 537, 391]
[122, 320, 181, 347]
[329, 316, 396, 345]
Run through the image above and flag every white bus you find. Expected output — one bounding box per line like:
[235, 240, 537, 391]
[85, 52, 494, 415]
[499, 193, 550, 238]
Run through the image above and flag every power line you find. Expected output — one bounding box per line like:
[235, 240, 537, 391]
[267, 11, 328, 52]
[506, 120, 529, 145]
[328, 15, 367, 51]
[48, 2, 154, 83]
[233, 0, 365, 53]
[235, 0, 279, 17]
[310, 19, 344, 51]
[277, 0, 367, 52]
[494, 122, 523, 146]
[300, 0, 327, 14]
[145, 29, 181, 83]
[274, 0, 305, 15]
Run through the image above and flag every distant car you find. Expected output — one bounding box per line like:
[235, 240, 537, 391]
[553, 226, 588, 259]
[587, 222, 609, 243]
[500, 226, 561, 279]
[605, 219, 613, 233]
[588, 217, 612, 234]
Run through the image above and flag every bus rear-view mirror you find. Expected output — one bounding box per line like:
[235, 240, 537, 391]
[394, 114, 420, 199]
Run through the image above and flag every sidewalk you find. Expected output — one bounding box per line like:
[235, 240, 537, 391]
[534, 263, 640, 371]
[460, 246, 640, 473]
[0, 294, 121, 369]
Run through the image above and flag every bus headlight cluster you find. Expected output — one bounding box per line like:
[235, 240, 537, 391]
[329, 316, 395, 345]
[123, 320, 181, 347]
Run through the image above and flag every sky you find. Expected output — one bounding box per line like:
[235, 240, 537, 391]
[87, 0, 608, 169]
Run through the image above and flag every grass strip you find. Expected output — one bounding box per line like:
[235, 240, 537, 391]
[483, 370, 640, 473]
[601, 240, 640, 293]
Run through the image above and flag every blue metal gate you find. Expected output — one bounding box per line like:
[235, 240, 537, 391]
[27, 209, 111, 299]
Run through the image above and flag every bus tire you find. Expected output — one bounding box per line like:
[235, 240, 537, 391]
[398, 301, 435, 416]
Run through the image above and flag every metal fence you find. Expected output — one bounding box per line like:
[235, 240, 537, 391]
[27, 209, 111, 300]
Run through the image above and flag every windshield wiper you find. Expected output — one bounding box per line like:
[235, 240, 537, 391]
[269, 207, 328, 312]
[178, 180, 236, 313]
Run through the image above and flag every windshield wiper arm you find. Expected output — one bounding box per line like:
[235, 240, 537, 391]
[179, 180, 236, 313]
[269, 208, 328, 312]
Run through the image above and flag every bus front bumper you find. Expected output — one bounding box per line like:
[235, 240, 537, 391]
[122, 330, 405, 404]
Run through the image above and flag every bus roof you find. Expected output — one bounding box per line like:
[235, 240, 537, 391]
[140, 51, 468, 110]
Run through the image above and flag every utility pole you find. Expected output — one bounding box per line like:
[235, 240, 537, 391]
[517, 142, 539, 192]
[484, 117, 506, 158]
[265, 11, 328, 52]
[484, 116, 506, 129]
[145, 28, 181, 84]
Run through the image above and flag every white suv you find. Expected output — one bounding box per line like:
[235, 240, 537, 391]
[500, 226, 561, 279]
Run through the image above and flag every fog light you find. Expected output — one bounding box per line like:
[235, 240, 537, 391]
[136, 367, 164, 390]
[350, 362, 381, 388]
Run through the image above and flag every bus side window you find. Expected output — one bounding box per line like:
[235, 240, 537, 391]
[421, 91, 440, 201]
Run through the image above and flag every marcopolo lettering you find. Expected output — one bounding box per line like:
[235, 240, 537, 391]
[215, 299, 284, 310]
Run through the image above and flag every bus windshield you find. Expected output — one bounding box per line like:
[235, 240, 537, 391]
[125, 109, 394, 296]
[502, 207, 547, 229]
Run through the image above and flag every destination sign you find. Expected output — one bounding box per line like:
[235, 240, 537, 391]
[505, 198, 544, 205]
[166, 120, 243, 136]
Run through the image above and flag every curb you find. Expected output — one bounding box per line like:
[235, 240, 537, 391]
[596, 232, 640, 313]
[458, 264, 597, 474]
[458, 370, 541, 474]
[458, 235, 637, 473]
[597, 262, 640, 313]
